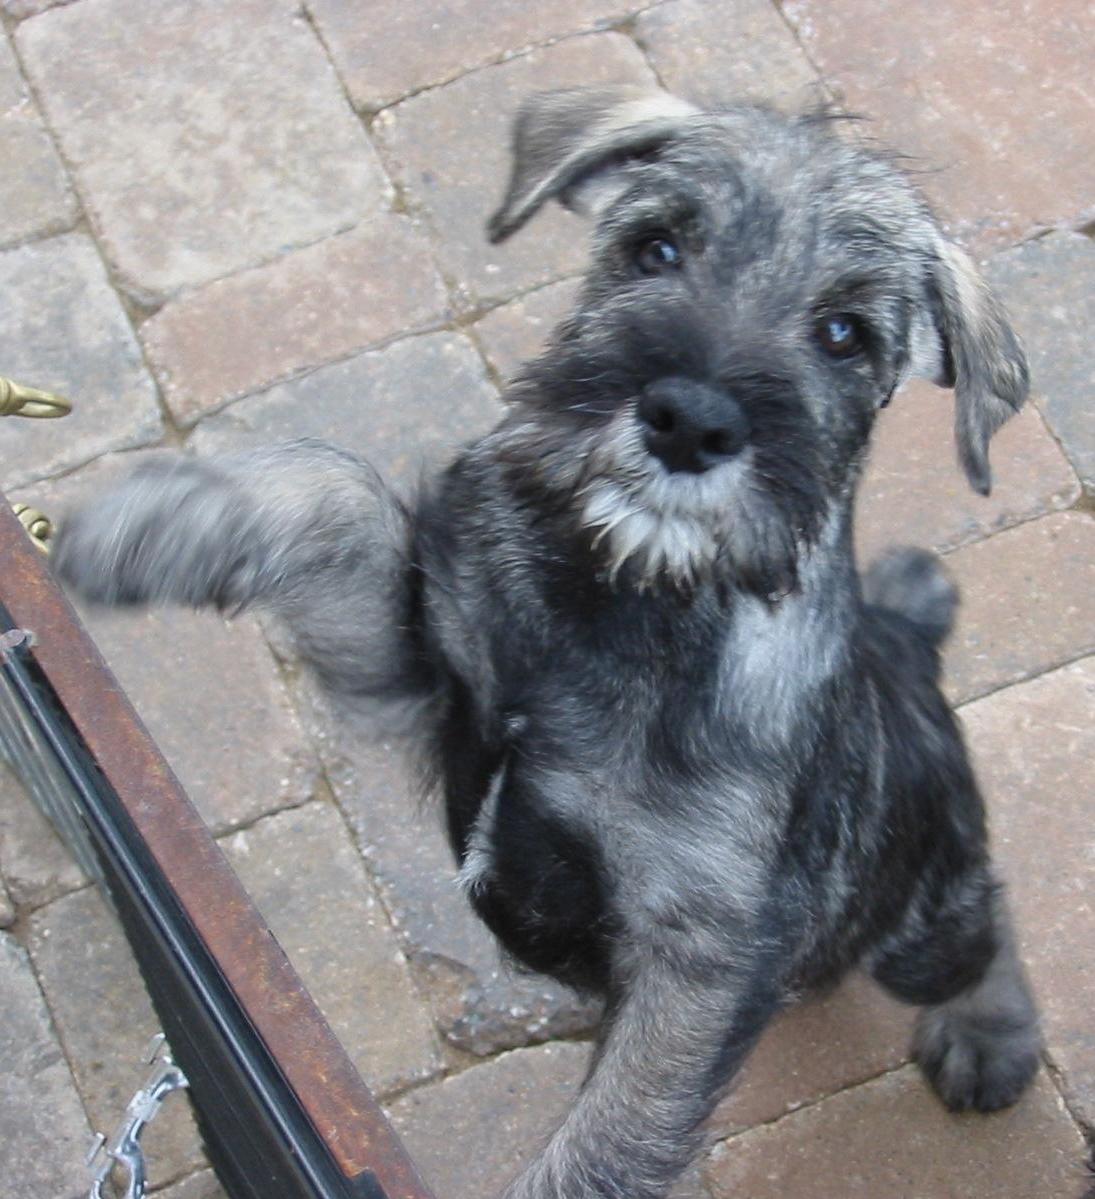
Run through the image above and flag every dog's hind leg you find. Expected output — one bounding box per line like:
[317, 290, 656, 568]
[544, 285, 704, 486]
[53, 440, 433, 704]
[869, 872, 1041, 1112]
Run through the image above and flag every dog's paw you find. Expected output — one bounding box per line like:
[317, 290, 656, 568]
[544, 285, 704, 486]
[914, 1004, 1041, 1112]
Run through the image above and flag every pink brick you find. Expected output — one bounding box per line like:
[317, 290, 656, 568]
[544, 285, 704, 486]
[141, 215, 449, 425]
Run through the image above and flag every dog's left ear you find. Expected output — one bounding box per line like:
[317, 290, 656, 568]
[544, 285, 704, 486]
[925, 239, 1029, 495]
[487, 86, 699, 244]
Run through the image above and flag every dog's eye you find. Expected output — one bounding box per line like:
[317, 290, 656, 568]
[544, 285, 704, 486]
[634, 236, 682, 275]
[815, 314, 865, 359]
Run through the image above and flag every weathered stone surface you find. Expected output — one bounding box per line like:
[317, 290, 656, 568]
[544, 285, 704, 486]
[962, 658, 1095, 1129]
[299, 686, 600, 1055]
[141, 214, 450, 426]
[190, 332, 500, 489]
[16, 0, 390, 300]
[308, 0, 633, 112]
[985, 232, 1095, 493]
[0, 0, 73, 16]
[780, 1, 1095, 251]
[857, 379, 1079, 562]
[711, 973, 911, 1138]
[386, 1042, 589, 1199]
[220, 801, 441, 1096]
[0, 759, 87, 911]
[375, 34, 657, 309]
[0, 235, 161, 489]
[0, 868, 12, 927]
[0, 931, 93, 1199]
[0, 34, 77, 248]
[942, 513, 1095, 705]
[474, 277, 580, 383]
[27, 888, 204, 1187]
[636, 0, 820, 108]
[705, 1067, 1086, 1199]
[156, 1169, 228, 1199]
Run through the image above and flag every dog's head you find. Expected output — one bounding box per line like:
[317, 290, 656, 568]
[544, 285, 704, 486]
[489, 87, 1027, 595]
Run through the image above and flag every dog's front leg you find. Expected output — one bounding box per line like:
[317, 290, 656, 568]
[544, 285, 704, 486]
[53, 440, 432, 703]
[505, 950, 782, 1199]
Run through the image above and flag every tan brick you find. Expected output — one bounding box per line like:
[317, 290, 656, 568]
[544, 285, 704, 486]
[0, 932, 94, 1198]
[28, 888, 204, 1188]
[386, 1042, 589, 1199]
[474, 277, 581, 382]
[780, 1, 1095, 252]
[636, 0, 820, 108]
[189, 332, 501, 490]
[0, 759, 87, 911]
[141, 214, 450, 426]
[375, 33, 657, 309]
[155, 1170, 228, 1199]
[16, 0, 390, 300]
[711, 973, 911, 1138]
[942, 513, 1095, 705]
[308, 0, 633, 112]
[986, 232, 1095, 493]
[0, 34, 77, 248]
[857, 379, 1079, 563]
[962, 658, 1095, 1128]
[220, 802, 441, 1096]
[705, 1067, 1086, 1199]
[0, 235, 162, 489]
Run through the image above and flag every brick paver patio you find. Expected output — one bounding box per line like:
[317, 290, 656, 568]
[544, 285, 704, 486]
[0, 2, 1092, 1197]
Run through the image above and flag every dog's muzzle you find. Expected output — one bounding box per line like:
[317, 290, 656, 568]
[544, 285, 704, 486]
[637, 377, 750, 475]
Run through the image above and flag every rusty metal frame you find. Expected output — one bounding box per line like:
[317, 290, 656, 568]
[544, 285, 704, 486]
[0, 496, 436, 1199]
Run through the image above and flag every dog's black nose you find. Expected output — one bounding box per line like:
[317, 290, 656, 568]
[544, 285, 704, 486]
[638, 378, 750, 474]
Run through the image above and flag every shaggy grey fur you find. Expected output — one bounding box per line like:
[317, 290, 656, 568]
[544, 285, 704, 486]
[54, 88, 1041, 1199]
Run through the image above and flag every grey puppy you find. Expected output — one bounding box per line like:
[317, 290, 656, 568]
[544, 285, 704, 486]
[55, 88, 1041, 1199]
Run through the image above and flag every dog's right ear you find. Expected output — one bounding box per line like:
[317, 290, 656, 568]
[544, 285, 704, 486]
[487, 86, 698, 244]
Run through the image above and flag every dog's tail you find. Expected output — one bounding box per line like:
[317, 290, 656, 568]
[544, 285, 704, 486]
[53, 440, 436, 707]
[862, 547, 958, 648]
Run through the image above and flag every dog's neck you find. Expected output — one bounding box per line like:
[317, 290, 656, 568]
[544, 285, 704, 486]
[715, 501, 859, 743]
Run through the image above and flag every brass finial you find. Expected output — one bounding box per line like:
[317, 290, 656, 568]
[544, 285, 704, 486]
[0, 375, 72, 419]
[11, 503, 54, 553]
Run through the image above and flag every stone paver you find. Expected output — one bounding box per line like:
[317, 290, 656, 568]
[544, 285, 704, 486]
[190, 332, 500, 489]
[386, 1041, 589, 1199]
[0, 759, 87, 912]
[474, 277, 581, 382]
[16, 0, 390, 301]
[220, 801, 441, 1097]
[0, 33, 77, 249]
[0, 932, 93, 1199]
[942, 512, 1095, 705]
[986, 232, 1095, 493]
[780, 1, 1095, 252]
[27, 887, 204, 1189]
[636, 0, 820, 108]
[375, 33, 657, 309]
[155, 1169, 229, 1199]
[0, 868, 13, 928]
[962, 658, 1095, 1129]
[1, 5, 1092, 1196]
[299, 686, 600, 1054]
[308, 0, 634, 113]
[141, 214, 450, 427]
[705, 1067, 1087, 1199]
[711, 972, 911, 1137]
[0, 234, 162, 490]
[856, 379, 1079, 562]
